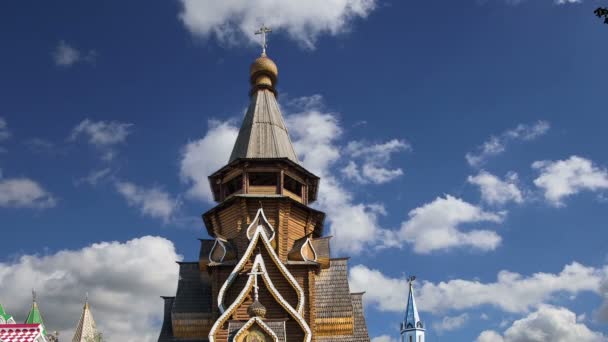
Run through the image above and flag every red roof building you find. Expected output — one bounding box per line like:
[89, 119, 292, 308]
[0, 323, 46, 342]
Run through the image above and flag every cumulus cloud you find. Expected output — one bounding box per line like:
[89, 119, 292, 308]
[392, 195, 504, 253]
[466, 121, 549, 167]
[178, 0, 378, 49]
[70, 119, 133, 161]
[286, 100, 388, 254]
[468, 171, 523, 206]
[371, 335, 399, 342]
[179, 120, 238, 203]
[476, 305, 606, 342]
[0, 236, 181, 342]
[52, 40, 97, 67]
[532, 155, 608, 206]
[349, 265, 408, 312]
[115, 181, 181, 223]
[349, 262, 603, 314]
[0, 177, 56, 209]
[342, 139, 410, 184]
[433, 313, 469, 333]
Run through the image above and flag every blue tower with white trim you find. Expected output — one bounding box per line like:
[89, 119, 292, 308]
[400, 276, 425, 342]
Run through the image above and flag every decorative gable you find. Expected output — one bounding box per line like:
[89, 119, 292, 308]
[209, 208, 312, 342]
[233, 317, 279, 342]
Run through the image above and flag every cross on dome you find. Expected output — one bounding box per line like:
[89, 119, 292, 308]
[247, 259, 266, 302]
[255, 25, 272, 56]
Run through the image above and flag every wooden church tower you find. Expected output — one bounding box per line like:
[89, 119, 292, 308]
[158, 26, 370, 342]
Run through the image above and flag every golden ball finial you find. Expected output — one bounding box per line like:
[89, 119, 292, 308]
[250, 54, 278, 90]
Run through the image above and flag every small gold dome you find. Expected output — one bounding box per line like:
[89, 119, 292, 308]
[247, 299, 267, 318]
[250, 55, 278, 86]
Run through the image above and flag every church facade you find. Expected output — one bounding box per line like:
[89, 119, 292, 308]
[158, 31, 370, 342]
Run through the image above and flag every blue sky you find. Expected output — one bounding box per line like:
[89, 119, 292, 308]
[1, 0, 608, 341]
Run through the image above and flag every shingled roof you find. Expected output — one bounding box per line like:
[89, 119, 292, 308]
[173, 262, 212, 314]
[317, 293, 370, 342]
[158, 297, 175, 342]
[229, 89, 299, 164]
[315, 258, 354, 319]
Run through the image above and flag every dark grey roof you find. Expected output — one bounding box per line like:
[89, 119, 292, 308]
[158, 297, 175, 342]
[315, 259, 354, 319]
[229, 89, 299, 163]
[198, 239, 215, 266]
[227, 320, 287, 342]
[172, 262, 212, 314]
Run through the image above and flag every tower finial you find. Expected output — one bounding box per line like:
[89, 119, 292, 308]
[32, 289, 37, 303]
[255, 24, 272, 56]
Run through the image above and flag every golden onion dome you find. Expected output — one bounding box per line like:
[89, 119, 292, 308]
[247, 299, 267, 318]
[250, 54, 278, 89]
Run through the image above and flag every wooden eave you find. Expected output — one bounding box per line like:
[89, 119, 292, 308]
[207, 157, 320, 203]
[201, 194, 326, 238]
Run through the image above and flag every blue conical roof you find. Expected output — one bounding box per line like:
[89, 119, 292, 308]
[403, 281, 423, 330]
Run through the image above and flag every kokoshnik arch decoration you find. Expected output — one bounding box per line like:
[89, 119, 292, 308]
[158, 26, 371, 342]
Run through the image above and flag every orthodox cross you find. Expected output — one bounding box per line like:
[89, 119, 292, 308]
[255, 25, 272, 55]
[32, 289, 37, 302]
[248, 266, 266, 301]
[408, 275, 417, 285]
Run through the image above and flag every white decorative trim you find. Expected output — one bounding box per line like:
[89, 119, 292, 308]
[301, 238, 317, 262]
[209, 254, 312, 342]
[233, 316, 279, 342]
[209, 238, 228, 263]
[218, 212, 304, 314]
[246, 208, 276, 242]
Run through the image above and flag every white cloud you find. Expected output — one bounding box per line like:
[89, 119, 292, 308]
[70, 119, 133, 161]
[115, 181, 181, 223]
[349, 265, 408, 312]
[477, 305, 606, 342]
[0, 236, 181, 342]
[393, 195, 504, 253]
[286, 103, 387, 254]
[371, 335, 399, 342]
[466, 121, 550, 167]
[179, 120, 238, 203]
[178, 0, 378, 49]
[468, 171, 523, 205]
[433, 313, 469, 333]
[0, 177, 56, 209]
[75, 168, 112, 186]
[477, 330, 505, 342]
[342, 139, 410, 184]
[70, 119, 132, 147]
[0, 117, 10, 141]
[349, 262, 603, 314]
[53, 41, 96, 67]
[532, 156, 608, 206]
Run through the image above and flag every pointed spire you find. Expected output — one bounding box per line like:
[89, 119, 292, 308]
[72, 294, 99, 342]
[229, 49, 299, 164]
[402, 276, 423, 331]
[25, 289, 46, 335]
